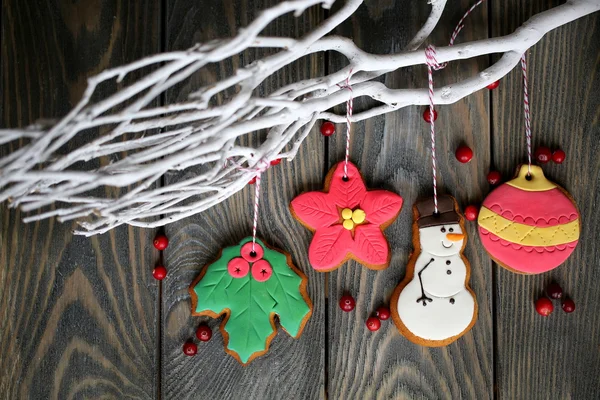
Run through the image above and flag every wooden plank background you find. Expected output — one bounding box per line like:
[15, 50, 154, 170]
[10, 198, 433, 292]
[0, 1, 598, 399]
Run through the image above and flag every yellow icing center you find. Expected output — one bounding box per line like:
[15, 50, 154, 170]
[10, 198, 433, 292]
[341, 208, 366, 230]
[478, 206, 580, 246]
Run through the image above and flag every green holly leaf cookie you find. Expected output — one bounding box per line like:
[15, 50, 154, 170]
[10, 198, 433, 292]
[189, 237, 312, 364]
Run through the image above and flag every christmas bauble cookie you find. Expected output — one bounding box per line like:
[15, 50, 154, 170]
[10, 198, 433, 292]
[478, 165, 580, 274]
[189, 237, 312, 365]
[391, 195, 477, 347]
[290, 161, 403, 271]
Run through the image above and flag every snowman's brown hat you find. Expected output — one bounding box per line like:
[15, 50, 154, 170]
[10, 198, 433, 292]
[416, 195, 460, 228]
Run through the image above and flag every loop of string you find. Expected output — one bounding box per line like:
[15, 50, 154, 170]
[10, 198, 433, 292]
[337, 69, 354, 179]
[425, 45, 443, 214]
[520, 53, 532, 174]
[240, 159, 270, 252]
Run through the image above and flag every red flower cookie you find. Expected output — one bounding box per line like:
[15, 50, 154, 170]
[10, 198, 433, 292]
[290, 161, 403, 271]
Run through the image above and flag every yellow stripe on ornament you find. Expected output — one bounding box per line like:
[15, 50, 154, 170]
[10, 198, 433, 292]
[478, 207, 580, 246]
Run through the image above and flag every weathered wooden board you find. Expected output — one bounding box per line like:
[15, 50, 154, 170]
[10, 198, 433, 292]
[161, 1, 326, 399]
[491, 1, 600, 399]
[326, 1, 493, 398]
[0, 1, 161, 398]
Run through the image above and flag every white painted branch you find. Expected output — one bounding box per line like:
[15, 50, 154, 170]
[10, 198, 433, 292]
[0, 0, 598, 235]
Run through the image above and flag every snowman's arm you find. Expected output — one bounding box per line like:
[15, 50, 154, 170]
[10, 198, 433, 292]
[416, 258, 434, 304]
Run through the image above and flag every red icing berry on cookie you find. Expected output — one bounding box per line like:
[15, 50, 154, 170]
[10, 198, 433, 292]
[486, 80, 500, 90]
[152, 265, 167, 281]
[486, 170, 502, 185]
[339, 294, 355, 312]
[376, 307, 391, 321]
[552, 149, 566, 164]
[270, 158, 282, 166]
[455, 146, 473, 163]
[423, 108, 438, 123]
[546, 282, 563, 300]
[183, 342, 197, 356]
[228, 257, 250, 278]
[153, 234, 169, 250]
[320, 121, 336, 136]
[535, 297, 554, 316]
[562, 298, 575, 313]
[464, 205, 479, 221]
[251, 259, 273, 282]
[240, 242, 264, 262]
[535, 146, 552, 164]
[196, 325, 212, 342]
[366, 317, 381, 331]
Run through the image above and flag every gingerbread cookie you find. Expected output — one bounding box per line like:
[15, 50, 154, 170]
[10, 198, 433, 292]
[290, 161, 403, 271]
[478, 165, 580, 274]
[391, 195, 477, 346]
[189, 237, 312, 365]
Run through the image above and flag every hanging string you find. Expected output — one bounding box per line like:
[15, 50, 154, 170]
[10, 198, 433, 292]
[337, 69, 354, 179]
[425, 45, 443, 214]
[520, 53, 533, 174]
[250, 159, 270, 252]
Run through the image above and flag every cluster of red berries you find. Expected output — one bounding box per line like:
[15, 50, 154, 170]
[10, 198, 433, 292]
[535, 282, 575, 317]
[152, 234, 169, 280]
[535, 146, 566, 164]
[183, 324, 213, 356]
[339, 294, 390, 332]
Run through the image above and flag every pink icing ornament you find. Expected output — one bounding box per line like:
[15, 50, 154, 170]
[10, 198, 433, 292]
[290, 161, 403, 271]
[228, 257, 250, 278]
[251, 259, 273, 282]
[241, 242, 264, 262]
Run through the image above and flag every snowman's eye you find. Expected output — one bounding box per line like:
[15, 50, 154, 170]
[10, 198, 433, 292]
[440, 227, 446, 233]
[449, 228, 454, 233]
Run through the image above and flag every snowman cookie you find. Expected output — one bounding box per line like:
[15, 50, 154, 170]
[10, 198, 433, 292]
[391, 195, 477, 346]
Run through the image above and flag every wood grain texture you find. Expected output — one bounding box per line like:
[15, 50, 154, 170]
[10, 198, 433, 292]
[326, 1, 493, 398]
[491, 1, 600, 399]
[0, 1, 160, 398]
[161, 1, 325, 399]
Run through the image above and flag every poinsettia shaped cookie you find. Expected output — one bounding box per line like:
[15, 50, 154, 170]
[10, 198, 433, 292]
[189, 237, 312, 365]
[290, 161, 403, 271]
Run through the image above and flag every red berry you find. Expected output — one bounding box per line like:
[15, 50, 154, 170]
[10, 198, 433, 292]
[535, 146, 552, 164]
[546, 282, 563, 300]
[376, 307, 391, 321]
[339, 295, 355, 312]
[196, 325, 212, 342]
[270, 158, 282, 166]
[486, 80, 500, 90]
[248, 176, 257, 185]
[152, 265, 167, 281]
[464, 205, 479, 221]
[366, 317, 381, 331]
[562, 298, 575, 313]
[487, 171, 502, 185]
[423, 108, 438, 123]
[320, 121, 336, 137]
[552, 149, 566, 164]
[455, 145, 473, 163]
[535, 297, 554, 316]
[183, 341, 197, 356]
[153, 234, 169, 251]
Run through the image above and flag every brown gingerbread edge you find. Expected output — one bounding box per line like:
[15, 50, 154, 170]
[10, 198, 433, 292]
[288, 161, 402, 272]
[188, 238, 313, 365]
[390, 195, 478, 347]
[477, 164, 582, 275]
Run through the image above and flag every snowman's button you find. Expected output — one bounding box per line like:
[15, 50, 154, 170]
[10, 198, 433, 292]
[447, 270, 452, 275]
[446, 260, 451, 265]
[449, 298, 455, 304]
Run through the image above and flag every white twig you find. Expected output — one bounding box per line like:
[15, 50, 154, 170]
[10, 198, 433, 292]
[0, 0, 598, 235]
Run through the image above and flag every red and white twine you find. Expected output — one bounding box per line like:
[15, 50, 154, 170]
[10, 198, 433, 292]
[425, 45, 443, 214]
[337, 69, 354, 178]
[249, 159, 270, 251]
[520, 53, 533, 173]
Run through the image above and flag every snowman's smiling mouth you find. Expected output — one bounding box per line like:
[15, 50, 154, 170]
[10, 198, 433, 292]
[442, 241, 454, 249]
